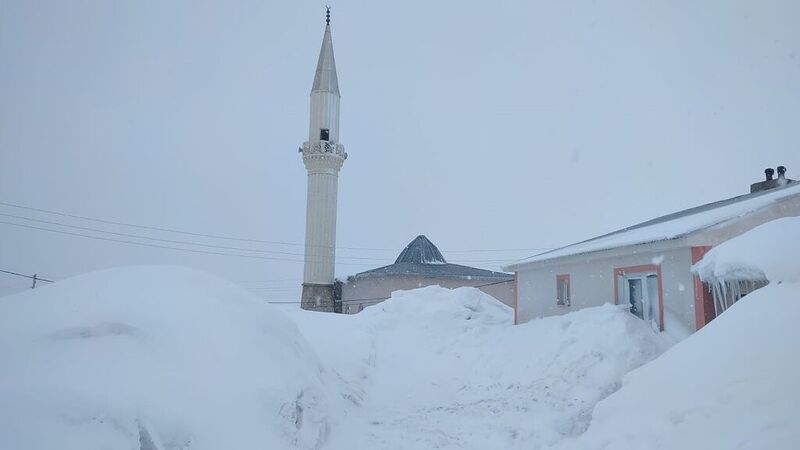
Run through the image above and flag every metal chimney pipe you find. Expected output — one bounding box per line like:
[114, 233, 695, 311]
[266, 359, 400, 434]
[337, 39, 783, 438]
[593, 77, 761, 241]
[765, 168, 775, 181]
[777, 166, 787, 179]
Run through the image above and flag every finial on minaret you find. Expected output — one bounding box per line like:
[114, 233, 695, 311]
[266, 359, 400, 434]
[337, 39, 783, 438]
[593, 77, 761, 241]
[325, 6, 331, 25]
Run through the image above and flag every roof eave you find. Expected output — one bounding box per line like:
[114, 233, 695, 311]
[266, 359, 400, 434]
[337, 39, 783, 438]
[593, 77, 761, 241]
[505, 235, 690, 271]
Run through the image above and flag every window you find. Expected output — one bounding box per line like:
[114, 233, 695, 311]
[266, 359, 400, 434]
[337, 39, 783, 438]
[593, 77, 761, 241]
[614, 265, 663, 331]
[556, 274, 570, 306]
[320, 128, 330, 141]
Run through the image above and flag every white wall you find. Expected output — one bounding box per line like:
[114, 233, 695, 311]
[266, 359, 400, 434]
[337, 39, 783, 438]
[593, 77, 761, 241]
[341, 275, 515, 313]
[516, 245, 697, 333]
[515, 190, 800, 333]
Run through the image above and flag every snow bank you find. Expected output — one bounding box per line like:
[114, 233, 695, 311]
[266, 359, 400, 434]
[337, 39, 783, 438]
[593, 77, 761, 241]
[292, 286, 670, 449]
[0, 270, 695, 449]
[0, 266, 333, 450]
[692, 216, 800, 284]
[558, 282, 800, 450]
[561, 219, 800, 450]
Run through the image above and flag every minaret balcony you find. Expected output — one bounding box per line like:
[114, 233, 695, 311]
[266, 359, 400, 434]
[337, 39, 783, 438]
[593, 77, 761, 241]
[301, 141, 347, 159]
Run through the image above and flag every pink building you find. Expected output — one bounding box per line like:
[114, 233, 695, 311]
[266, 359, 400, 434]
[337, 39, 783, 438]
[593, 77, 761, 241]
[505, 169, 799, 335]
[339, 235, 515, 313]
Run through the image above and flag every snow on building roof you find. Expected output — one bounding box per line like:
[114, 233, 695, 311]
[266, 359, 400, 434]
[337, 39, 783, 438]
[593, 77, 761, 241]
[395, 235, 447, 264]
[507, 182, 800, 268]
[352, 262, 514, 282]
[351, 235, 513, 282]
[692, 216, 800, 285]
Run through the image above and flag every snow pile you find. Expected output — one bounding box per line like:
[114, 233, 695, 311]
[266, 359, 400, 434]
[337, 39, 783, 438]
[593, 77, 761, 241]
[5, 268, 727, 449]
[692, 216, 800, 284]
[292, 286, 670, 449]
[560, 220, 800, 450]
[558, 282, 800, 450]
[0, 266, 333, 450]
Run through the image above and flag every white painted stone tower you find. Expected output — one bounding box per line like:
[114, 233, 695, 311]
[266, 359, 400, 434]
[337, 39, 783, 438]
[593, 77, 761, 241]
[300, 8, 347, 311]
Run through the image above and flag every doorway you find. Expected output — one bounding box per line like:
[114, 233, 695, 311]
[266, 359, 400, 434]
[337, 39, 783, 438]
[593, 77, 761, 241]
[615, 265, 663, 331]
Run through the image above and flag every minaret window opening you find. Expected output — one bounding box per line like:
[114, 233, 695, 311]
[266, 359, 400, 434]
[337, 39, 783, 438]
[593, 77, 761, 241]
[320, 128, 330, 141]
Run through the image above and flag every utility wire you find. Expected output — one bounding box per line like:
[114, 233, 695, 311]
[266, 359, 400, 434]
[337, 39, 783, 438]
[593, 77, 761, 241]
[238, 279, 301, 283]
[0, 201, 556, 253]
[0, 269, 54, 283]
[0, 221, 377, 267]
[0, 214, 521, 265]
[0, 212, 389, 262]
[1, 266, 512, 306]
[251, 278, 515, 295]
[0, 201, 393, 251]
[261, 279, 515, 304]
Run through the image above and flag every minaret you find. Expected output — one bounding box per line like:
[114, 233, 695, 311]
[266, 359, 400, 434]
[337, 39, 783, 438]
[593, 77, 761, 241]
[300, 7, 347, 312]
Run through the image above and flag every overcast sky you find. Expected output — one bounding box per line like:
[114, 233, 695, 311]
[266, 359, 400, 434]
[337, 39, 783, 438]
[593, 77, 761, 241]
[1, 0, 798, 301]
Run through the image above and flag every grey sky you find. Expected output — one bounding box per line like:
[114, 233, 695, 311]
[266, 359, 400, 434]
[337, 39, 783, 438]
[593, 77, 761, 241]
[1, 1, 798, 301]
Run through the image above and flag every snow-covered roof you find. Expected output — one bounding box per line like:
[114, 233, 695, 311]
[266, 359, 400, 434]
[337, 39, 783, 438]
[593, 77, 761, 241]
[395, 235, 447, 264]
[352, 262, 514, 282]
[692, 216, 800, 285]
[507, 182, 800, 269]
[351, 235, 513, 282]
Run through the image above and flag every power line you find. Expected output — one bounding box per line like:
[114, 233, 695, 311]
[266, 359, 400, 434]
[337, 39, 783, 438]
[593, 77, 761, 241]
[0, 201, 556, 253]
[248, 287, 300, 291]
[0, 221, 377, 267]
[0, 212, 392, 262]
[0, 269, 54, 283]
[470, 278, 515, 288]
[0, 201, 392, 251]
[238, 279, 300, 284]
[262, 279, 515, 304]
[0, 213, 304, 256]
[1, 266, 512, 307]
[444, 248, 553, 253]
[0, 214, 524, 265]
[249, 278, 514, 294]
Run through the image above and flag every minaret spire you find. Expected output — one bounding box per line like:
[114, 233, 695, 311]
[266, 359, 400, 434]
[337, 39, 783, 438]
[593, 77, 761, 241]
[312, 8, 339, 95]
[300, 9, 347, 312]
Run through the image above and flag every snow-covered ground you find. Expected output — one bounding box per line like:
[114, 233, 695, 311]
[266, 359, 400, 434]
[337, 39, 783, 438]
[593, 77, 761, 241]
[556, 281, 800, 450]
[291, 287, 670, 449]
[0, 269, 669, 449]
[0, 267, 333, 450]
[296, 287, 668, 449]
[1, 218, 797, 449]
[556, 217, 800, 450]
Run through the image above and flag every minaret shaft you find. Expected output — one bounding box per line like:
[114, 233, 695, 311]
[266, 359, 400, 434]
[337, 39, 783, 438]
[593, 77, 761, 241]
[303, 164, 340, 284]
[300, 21, 346, 312]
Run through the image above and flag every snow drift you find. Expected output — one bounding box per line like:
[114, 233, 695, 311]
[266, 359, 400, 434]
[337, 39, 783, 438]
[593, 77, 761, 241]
[9, 261, 791, 449]
[560, 218, 800, 450]
[0, 266, 333, 450]
[292, 286, 671, 449]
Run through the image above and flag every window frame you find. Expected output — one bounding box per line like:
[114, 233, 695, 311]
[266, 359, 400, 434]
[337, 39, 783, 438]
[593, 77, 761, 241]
[556, 274, 571, 307]
[613, 264, 664, 331]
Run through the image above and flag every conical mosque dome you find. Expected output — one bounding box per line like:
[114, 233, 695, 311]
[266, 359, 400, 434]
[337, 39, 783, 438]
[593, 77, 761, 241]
[394, 235, 447, 264]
